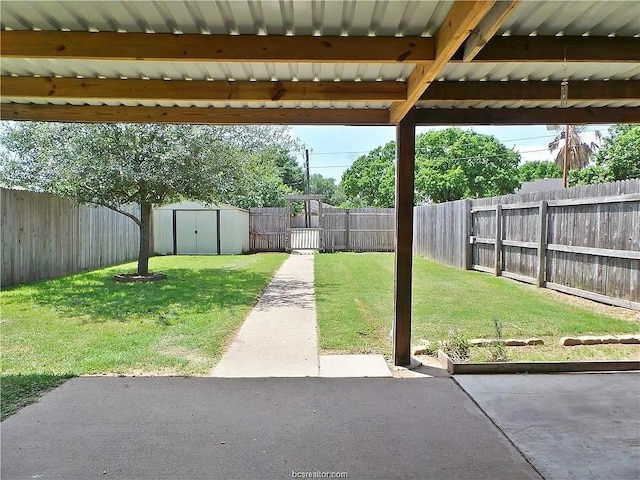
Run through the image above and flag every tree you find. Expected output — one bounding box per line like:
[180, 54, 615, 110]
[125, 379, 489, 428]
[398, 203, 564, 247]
[568, 165, 608, 186]
[518, 161, 563, 182]
[260, 147, 305, 192]
[226, 150, 296, 208]
[340, 129, 521, 206]
[341, 141, 396, 207]
[594, 125, 640, 181]
[568, 125, 640, 186]
[309, 174, 346, 206]
[415, 128, 521, 203]
[548, 125, 600, 172]
[0, 122, 294, 276]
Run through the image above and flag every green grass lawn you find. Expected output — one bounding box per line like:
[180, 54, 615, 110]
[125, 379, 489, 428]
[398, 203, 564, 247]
[315, 253, 639, 361]
[1, 253, 287, 420]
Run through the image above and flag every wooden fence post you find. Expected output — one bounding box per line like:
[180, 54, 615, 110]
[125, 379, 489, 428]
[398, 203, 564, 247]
[537, 200, 548, 287]
[494, 204, 502, 276]
[318, 200, 323, 252]
[345, 208, 350, 251]
[285, 200, 291, 252]
[463, 199, 472, 270]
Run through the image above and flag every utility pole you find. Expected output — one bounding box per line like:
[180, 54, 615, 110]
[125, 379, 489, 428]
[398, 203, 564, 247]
[562, 124, 569, 188]
[305, 149, 311, 227]
[305, 149, 311, 195]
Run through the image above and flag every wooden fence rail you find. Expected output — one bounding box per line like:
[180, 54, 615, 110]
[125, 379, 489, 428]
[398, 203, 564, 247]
[414, 180, 640, 311]
[1, 188, 140, 287]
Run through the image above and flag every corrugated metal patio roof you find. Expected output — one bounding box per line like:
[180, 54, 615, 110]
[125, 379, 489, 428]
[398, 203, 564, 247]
[1, 0, 638, 124]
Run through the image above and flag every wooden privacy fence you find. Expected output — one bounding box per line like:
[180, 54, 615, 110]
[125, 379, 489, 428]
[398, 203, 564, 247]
[323, 207, 395, 252]
[1, 188, 140, 287]
[414, 180, 640, 311]
[414, 199, 470, 269]
[249, 207, 287, 251]
[249, 207, 395, 252]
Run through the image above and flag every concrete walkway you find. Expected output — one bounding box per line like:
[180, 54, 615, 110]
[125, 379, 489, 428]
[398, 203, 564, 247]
[212, 254, 319, 377]
[212, 253, 391, 378]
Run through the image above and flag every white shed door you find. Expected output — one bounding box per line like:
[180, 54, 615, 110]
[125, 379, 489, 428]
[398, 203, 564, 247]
[195, 211, 218, 254]
[175, 211, 218, 254]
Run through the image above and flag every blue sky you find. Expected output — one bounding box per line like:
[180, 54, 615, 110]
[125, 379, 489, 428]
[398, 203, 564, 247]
[290, 125, 605, 182]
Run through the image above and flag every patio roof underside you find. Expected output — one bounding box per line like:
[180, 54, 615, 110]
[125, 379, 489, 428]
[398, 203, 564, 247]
[1, 0, 639, 126]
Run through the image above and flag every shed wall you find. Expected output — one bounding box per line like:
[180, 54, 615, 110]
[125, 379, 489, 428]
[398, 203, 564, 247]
[152, 203, 249, 255]
[153, 209, 174, 255]
[220, 209, 250, 254]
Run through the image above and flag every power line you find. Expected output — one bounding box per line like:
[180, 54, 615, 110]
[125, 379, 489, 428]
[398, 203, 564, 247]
[306, 128, 604, 157]
[309, 147, 553, 169]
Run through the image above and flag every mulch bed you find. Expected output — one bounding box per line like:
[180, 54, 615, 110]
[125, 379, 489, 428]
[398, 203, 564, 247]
[114, 273, 167, 283]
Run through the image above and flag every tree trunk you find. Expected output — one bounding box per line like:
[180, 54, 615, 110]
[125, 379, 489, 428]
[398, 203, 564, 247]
[137, 202, 152, 275]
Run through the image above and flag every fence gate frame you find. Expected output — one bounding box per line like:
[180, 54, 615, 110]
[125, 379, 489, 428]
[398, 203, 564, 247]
[284, 194, 324, 251]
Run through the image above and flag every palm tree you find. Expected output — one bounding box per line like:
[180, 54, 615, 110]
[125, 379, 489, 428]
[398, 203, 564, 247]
[548, 125, 601, 171]
[548, 125, 601, 187]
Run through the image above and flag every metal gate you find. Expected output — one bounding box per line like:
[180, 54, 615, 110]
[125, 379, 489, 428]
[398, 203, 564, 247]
[289, 228, 321, 250]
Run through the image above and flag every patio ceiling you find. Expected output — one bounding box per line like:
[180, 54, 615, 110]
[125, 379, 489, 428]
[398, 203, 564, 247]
[1, 0, 639, 125]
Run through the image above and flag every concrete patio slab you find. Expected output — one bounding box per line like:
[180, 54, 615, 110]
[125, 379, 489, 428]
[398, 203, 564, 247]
[1, 377, 540, 480]
[211, 254, 318, 377]
[319, 354, 392, 377]
[455, 373, 640, 480]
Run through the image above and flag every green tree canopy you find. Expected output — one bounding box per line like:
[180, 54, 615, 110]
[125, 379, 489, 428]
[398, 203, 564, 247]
[415, 128, 521, 203]
[309, 173, 346, 206]
[518, 160, 563, 182]
[595, 125, 640, 181]
[0, 122, 296, 275]
[341, 141, 396, 207]
[259, 147, 305, 192]
[569, 125, 640, 186]
[340, 129, 521, 206]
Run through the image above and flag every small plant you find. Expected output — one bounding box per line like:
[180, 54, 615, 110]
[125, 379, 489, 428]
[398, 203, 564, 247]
[439, 328, 470, 362]
[422, 341, 438, 356]
[487, 318, 508, 362]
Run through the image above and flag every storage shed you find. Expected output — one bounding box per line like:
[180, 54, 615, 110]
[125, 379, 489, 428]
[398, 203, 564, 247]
[153, 202, 249, 255]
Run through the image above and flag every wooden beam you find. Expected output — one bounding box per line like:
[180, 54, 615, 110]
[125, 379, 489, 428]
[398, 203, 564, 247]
[1, 76, 406, 103]
[0, 30, 435, 63]
[2, 31, 636, 64]
[6, 77, 635, 104]
[463, 1, 521, 61]
[7, 76, 637, 103]
[0, 103, 391, 125]
[393, 109, 416, 367]
[421, 80, 640, 102]
[390, 0, 495, 124]
[463, 36, 640, 63]
[415, 107, 640, 125]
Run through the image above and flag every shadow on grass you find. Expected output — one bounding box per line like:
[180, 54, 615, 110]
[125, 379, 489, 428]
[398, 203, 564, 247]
[1, 374, 73, 421]
[10, 267, 274, 323]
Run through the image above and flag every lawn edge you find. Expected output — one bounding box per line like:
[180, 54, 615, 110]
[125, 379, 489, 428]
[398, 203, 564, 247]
[1, 374, 74, 421]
